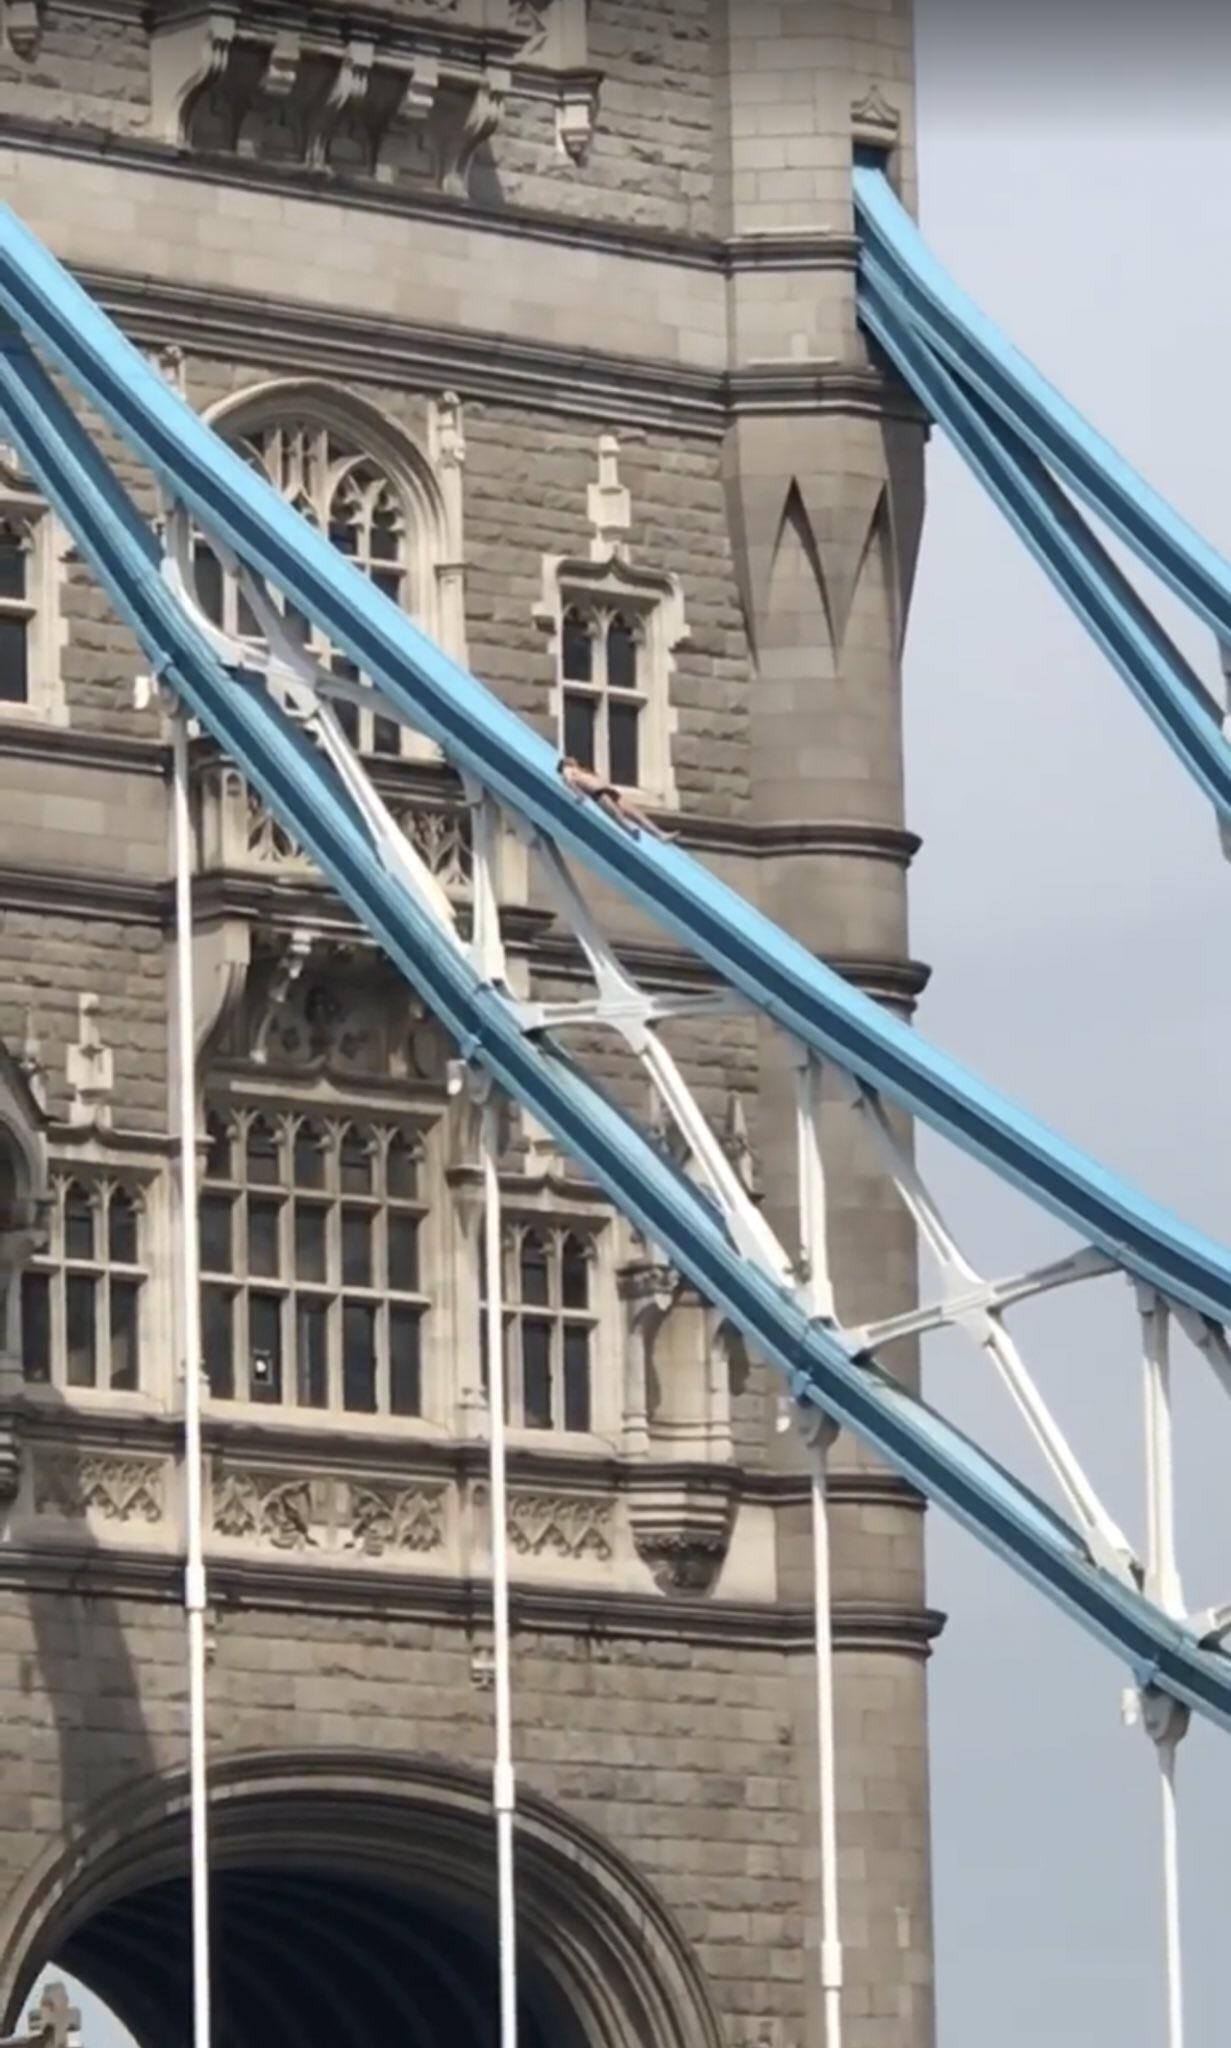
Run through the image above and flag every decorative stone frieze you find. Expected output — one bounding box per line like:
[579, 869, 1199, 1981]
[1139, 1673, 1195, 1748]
[210, 1460, 449, 1561]
[507, 1489, 613, 1562]
[347, 1479, 447, 1557]
[148, 0, 601, 192]
[33, 1452, 166, 1525]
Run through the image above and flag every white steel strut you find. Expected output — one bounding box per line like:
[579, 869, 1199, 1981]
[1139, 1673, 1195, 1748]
[156, 489, 1231, 2044]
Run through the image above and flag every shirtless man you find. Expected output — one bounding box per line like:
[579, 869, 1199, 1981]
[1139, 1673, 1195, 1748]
[558, 756, 671, 840]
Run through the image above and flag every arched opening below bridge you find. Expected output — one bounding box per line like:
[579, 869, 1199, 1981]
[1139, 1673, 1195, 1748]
[1, 1752, 724, 2048]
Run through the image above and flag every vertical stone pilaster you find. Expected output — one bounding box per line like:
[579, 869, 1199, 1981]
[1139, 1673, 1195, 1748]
[714, 5, 936, 2042]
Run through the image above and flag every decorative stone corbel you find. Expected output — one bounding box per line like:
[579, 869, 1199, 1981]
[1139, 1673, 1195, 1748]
[4, 0, 43, 61]
[442, 62, 509, 197]
[249, 928, 315, 1064]
[555, 74, 599, 165]
[306, 36, 375, 173]
[149, 8, 236, 144]
[262, 26, 302, 100]
[627, 1465, 737, 1597]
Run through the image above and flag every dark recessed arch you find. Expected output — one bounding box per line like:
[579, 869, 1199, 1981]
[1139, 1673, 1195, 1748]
[0, 1750, 723, 2048]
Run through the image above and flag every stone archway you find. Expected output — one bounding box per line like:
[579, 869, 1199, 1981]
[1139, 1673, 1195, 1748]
[0, 1752, 724, 2048]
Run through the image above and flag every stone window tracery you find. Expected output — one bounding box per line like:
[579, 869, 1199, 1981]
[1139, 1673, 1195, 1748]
[195, 385, 467, 764]
[199, 1105, 429, 1416]
[0, 448, 67, 724]
[21, 1176, 146, 1392]
[481, 1221, 596, 1432]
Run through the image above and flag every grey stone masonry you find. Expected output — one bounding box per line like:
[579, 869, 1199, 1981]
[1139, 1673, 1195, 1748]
[0, 3, 935, 2045]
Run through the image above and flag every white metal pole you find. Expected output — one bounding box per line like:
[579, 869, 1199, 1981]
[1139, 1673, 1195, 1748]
[1139, 1289, 1186, 2048]
[793, 1053, 843, 2046]
[812, 1444, 843, 2048]
[172, 715, 212, 2048]
[483, 1096, 518, 2048]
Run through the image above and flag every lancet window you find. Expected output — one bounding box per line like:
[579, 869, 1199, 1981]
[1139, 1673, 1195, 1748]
[481, 1221, 597, 1433]
[21, 1176, 146, 1392]
[199, 1106, 429, 1416]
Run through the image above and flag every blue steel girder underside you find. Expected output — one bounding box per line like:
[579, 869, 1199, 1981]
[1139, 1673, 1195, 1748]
[0, 209, 1229, 1727]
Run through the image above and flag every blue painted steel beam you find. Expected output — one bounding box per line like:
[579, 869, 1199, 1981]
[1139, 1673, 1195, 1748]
[0, 213, 1229, 1338]
[854, 160, 1231, 651]
[859, 259, 1231, 822]
[1, 315, 1229, 1728]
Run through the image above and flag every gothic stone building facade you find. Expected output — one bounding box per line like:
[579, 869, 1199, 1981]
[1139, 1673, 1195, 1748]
[0, 3, 934, 2044]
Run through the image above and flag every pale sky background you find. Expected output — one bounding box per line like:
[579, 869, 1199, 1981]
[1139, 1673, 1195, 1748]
[41, 4, 1231, 2041]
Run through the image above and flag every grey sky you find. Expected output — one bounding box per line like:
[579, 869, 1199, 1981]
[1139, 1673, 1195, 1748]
[912, 6, 1231, 2043]
[47, 9, 1231, 2043]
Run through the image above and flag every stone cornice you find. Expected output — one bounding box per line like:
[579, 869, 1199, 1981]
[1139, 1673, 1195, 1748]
[677, 816, 921, 865]
[0, 1543, 943, 1653]
[0, 859, 929, 1005]
[20, 1402, 926, 1514]
[0, 718, 164, 777]
[0, 123, 925, 432]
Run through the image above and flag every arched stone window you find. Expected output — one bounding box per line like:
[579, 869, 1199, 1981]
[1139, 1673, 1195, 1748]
[196, 381, 466, 759]
[0, 444, 67, 726]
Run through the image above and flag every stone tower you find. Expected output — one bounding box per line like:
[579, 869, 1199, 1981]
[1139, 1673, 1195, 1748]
[0, 2, 932, 2044]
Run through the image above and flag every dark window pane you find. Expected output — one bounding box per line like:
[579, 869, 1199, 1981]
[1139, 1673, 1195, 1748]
[342, 1302, 376, 1413]
[199, 1193, 233, 1274]
[335, 696, 360, 746]
[202, 1285, 234, 1399]
[519, 1234, 550, 1307]
[373, 715, 400, 755]
[296, 1299, 328, 1408]
[108, 1189, 139, 1266]
[522, 1318, 553, 1429]
[245, 1118, 280, 1185]
[205, 1112, 232, 1180]
[247, 1197, 282, 1279]
[66, 1274, 96, 1387]
[0, 616, 26, 705]
[370, 518, 400, 564]
[561, 1236, 589, 1309]
[329, 520, 358, 557]
[340, 1129, 373, 1194]
[387, 1133, 419, 1199]
[341, 1209, 372, 1288]
[236, 582, 261, 639]
[293, 1122, 326, 1189]
[608, 699, 640, 787]
[607, 616, 638, 690]
[249, 1294, 282, 1403]
[562, 610, 592, 682]
[194, 543, 223, 626]
[294, 1203, 327, 1284]
[20, 1271, 49, 1382]
[64, 1185, 94, 1262]
[387, 1213, 419, 1292]
[563, 1325, 591, 1432]
[0, 531, 26, 601]
[372, 567, 401, 602]
[390, 1307, 421, 1416]
[109, 1279, 140, 1391]
[563, 692, 596, 770]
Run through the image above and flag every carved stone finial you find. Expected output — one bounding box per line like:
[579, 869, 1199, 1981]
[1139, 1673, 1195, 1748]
[66, 994, 114, 1128]
[587, 433, 632, 562]
[428, 391, 466, 474]
[19, 1012, 46, 1114]
[152, 343, 187, 397]
[26, 1981, 82, 2048]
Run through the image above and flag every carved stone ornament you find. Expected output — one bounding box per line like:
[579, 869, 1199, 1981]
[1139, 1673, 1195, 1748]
[346, 1480, 446, 1558]
[3, 0, 42, 62]
[148, 0, 599, 195]
[474, 1486, 613, 1562]
[627, 1474, 736, 1597]
[851, 81, 900, 152]
[237, 934, 451, 1085]
[33, 1453, 166, 1525]
[213, 1465, 318, 1550]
